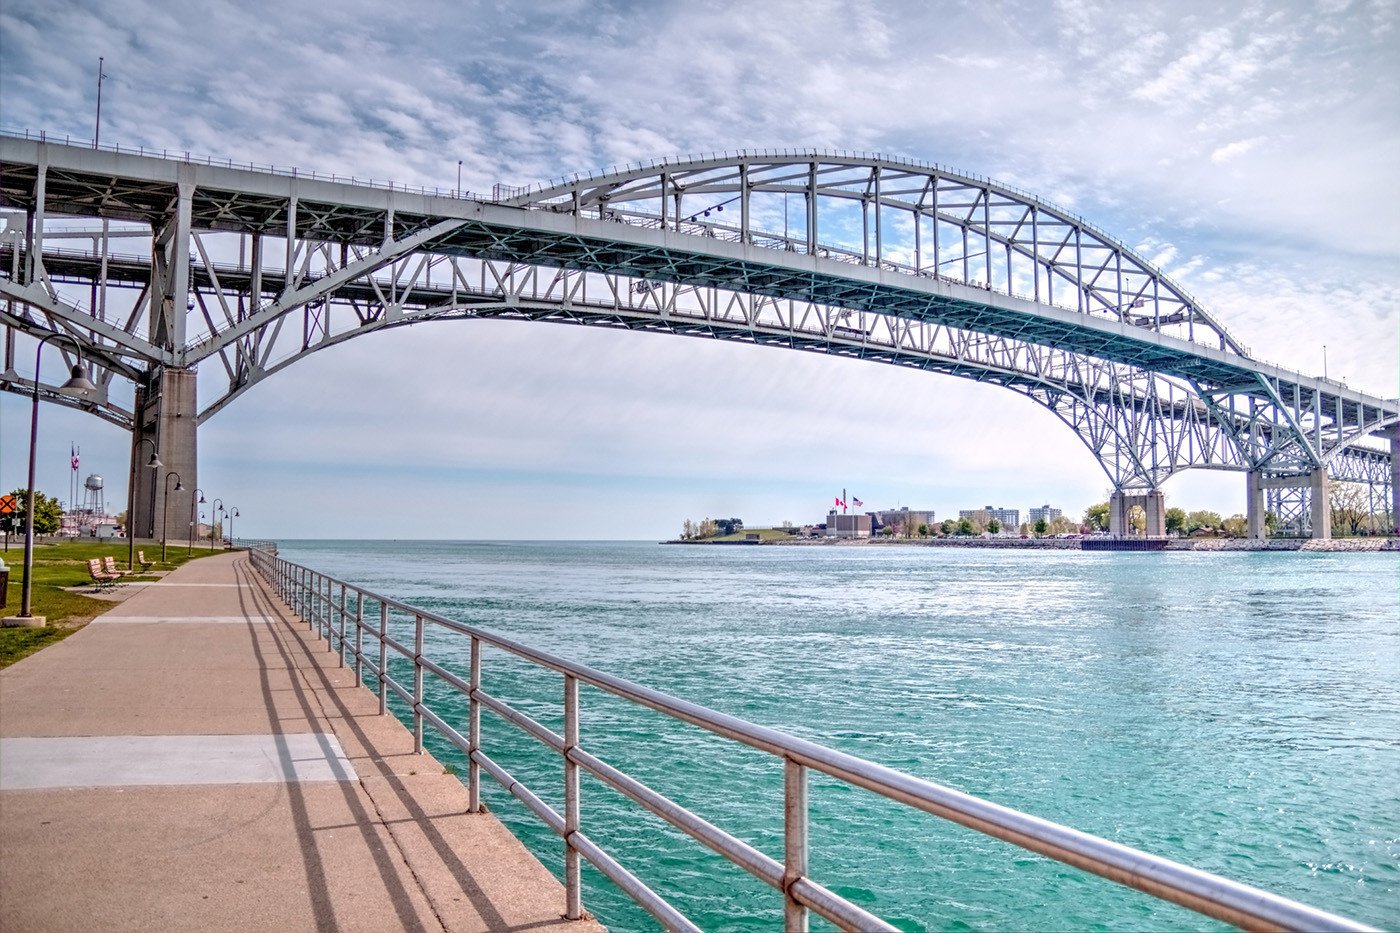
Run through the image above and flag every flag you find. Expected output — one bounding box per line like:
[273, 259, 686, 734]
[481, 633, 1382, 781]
[71, 444, 79, 471]
[834, 497, 845, 509]
[852, 497, 863, 508]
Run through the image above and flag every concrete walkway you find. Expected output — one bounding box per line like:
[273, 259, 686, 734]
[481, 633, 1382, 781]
[0, 552, 601, 933]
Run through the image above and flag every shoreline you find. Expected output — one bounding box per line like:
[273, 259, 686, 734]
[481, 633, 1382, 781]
[663, 536, 1400, 552]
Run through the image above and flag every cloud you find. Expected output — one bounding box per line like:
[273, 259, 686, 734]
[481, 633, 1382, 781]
[1, 0, 1396, 538]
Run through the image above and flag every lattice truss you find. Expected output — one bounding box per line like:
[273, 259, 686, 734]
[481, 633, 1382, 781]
[1, 144, 1394, 496]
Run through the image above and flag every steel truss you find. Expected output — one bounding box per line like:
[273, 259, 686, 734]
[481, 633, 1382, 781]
[1, 135, 1395, 506]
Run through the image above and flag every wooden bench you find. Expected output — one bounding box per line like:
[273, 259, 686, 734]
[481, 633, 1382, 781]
[87, 558, 122, 590]
[103, 556, 131, 578]
[136, 550, 155, 571]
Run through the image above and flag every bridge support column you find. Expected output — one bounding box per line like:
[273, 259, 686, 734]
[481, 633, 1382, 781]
[1246, 471, 1266, 539]
[131, 368, 197, 547]
[1391, 425, 1399, 535]
[1309, 467, 1331, 540]
[1109, 490, 1165, 537]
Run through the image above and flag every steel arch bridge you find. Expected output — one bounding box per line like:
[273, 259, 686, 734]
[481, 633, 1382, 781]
[1, 133, 1396, 537]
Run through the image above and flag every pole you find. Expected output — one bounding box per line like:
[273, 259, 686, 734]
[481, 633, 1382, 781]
[19, 333, 88, 619]
[187, 489, 203, 556]
[94, 57, 105, 148]
[456, 160, 462, 196]
[127, 437, 157, 569]
[160, 471, 181, 563]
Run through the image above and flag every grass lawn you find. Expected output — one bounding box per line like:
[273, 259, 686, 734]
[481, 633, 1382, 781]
[0, 537, 222, 668]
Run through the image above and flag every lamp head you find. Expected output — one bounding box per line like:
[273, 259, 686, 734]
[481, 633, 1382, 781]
[175, 481, 184, 492]
[146, 452, 162, 469]
[61, 365, 98, 397]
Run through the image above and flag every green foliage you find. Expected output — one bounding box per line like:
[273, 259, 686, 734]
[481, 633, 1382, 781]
[987, 518, 1002, 534]
[1165, 507, 1187, 534]
[956, 517, 975, 536]
[1033, 518, 1048, 536]
[715, 517, 744, 536]
[1083, 502, 1110, 532]
[940, 519, 956, 535]
[1185, 510, 1223, 533]
[2, 488, 63, 535]
[1221, 514, 1248, 537]
[916, 523, 929, 537]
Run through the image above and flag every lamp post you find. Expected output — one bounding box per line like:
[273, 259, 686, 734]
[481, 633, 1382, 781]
[126, 437, 161, 570]
[210, 498, 224, 551]
[227, 508, 239, 548]
[160, 471, 183, 563]
[13, 334, 98, 623]
[187, 489, 205, 556]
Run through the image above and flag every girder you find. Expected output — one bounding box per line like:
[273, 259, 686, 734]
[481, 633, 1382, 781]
[1, 132, 1394, 508]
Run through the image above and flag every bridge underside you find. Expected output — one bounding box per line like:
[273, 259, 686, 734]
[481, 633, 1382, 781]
[2, 137, 1395, 539]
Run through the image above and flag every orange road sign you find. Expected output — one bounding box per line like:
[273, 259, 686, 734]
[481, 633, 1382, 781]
[0, 494, 16, 514]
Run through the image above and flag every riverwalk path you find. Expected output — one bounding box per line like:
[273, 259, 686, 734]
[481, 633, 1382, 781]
[0, 551, 599, 933]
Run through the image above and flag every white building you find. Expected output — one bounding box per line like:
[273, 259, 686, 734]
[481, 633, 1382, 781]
[1028, 504, 1062, 524]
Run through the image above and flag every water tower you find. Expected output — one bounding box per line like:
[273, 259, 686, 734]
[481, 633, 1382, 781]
[82, 473, 105, 518]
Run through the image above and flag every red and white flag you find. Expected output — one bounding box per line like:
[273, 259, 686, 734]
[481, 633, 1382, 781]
[834, 496, 845, 509]
[71, 444, 79, 471]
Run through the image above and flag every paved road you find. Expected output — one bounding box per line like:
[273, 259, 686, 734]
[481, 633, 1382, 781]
[0, 551, 600, 932]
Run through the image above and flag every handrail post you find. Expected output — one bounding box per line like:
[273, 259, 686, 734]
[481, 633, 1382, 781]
[784, 758, 809, 932]
[324, 576, 333, 649]
[564, 673, 582, 920]
[377, 603, 388, 716]
[353, 592, 364, 687]
[413, 613, 425, 753]
[468, 635, 481, 813]
[337, 583, 347, 667]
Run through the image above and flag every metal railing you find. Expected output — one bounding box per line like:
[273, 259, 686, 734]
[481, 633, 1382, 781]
[247, 547, 1375, 933]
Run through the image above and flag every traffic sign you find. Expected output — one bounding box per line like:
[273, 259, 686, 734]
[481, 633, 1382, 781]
[0, 494, 16, 515]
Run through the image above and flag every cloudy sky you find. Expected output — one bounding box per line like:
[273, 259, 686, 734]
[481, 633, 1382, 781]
[2, 0, 1397, 539]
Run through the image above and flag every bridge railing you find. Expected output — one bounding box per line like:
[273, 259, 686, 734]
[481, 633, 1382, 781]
[246, 546, 1373, 933]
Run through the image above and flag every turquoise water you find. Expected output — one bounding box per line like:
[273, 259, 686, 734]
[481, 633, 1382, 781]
[274, 541, 1399, 932]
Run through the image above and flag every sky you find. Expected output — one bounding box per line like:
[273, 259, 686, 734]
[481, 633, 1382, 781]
[1, 0, 1397, 539]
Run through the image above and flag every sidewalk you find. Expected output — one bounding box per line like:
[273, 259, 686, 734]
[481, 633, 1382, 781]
[0, 551, 600, 932]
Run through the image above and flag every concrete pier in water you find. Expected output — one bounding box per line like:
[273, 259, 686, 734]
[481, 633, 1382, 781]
[0, 551, 599, 933]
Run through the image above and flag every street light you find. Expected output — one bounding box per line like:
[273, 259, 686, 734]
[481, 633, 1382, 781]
[210, 498, 224, 551]
[160, 471, 183, 563]
[187, 488, 205, 556]
[126, 437, 161, 570]
[227, 507, 239, 547]
[15, 334, 98, 622]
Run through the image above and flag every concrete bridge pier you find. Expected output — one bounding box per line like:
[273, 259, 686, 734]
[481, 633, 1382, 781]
[131, 367, 198, 547]
[1109, 489, 1165, 537]
[1246, 471, 1267, 539]
[1391, 424, 1400, 534]
[1254, 469, 1331, 539]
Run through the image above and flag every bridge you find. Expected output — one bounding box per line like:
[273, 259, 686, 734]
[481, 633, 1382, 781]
[2, 131, 1396, 539]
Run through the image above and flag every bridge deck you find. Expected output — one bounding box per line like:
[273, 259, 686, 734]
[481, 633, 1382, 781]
[0, 551, 598, 933]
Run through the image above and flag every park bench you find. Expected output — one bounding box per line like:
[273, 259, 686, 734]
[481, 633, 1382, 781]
[103, 556, 131, 578]
[87, 558, 122, 591]
[136, 550, 155, 571]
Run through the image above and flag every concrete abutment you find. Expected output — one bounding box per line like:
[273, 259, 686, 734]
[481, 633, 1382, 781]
[1108, 490, 1165, 537]
[131, 367, 197, 547]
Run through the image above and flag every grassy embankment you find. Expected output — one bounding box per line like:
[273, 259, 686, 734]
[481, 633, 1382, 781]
[699, 527, 798, 543]
[0, 538, 220, 668]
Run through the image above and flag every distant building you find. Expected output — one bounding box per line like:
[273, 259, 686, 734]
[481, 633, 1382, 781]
[959, 505, 1020, 530]
[872, 507, 935, 533]
[826, 511, 872, 538]
[1028, 504, 1062, 524]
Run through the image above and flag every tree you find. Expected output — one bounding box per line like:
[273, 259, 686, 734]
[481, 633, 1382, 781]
[917, 523, 929, 537]
[956, 517, 975, 536]
[987, 518, 1001, 534]
[3, 488, 63, 536]
[1164, 507, 1187, 535]
[1047, 515, 1077, 536]
[1083, 502, 1110, 532]
[1185, 510, 1223, 534]
[1221, 514, 1248, 537]
[715, 517, 744, 536]
[697, 518, 718, 539]
[1330, 483, 1370, 536]
[681, 519, 696, 540]
[940, 519, 956, 536]
[1033, 518, 1048, 537]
